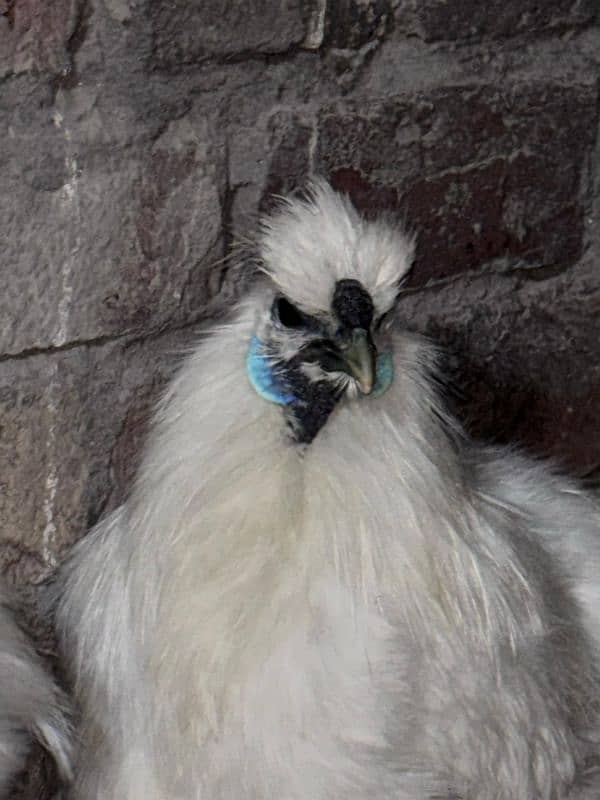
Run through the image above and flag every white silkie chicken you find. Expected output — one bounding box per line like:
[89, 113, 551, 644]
[0, 581, 71, 796]
[56, 182, 600, 799]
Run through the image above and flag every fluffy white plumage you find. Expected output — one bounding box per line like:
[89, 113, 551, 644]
[56, 182, 600, 799]
[260, 185, 413, 316]
[0, 581, 72, 796]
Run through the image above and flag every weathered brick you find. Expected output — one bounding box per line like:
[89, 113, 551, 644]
[317, 100, 422, 190]
[314, 84, 597, 285]
[0, 350, 98, 566]
[261, 112, 314, 209]
[227, 106, 315, 241]
[398, 261, 600, 475]
[0, 0, 79, 78]
[325, 0, 392, 49]
[418, 86, 597, 174]
[0, 122, 223, 356]
[150, 0, 307, 68]
[394, 0, 598, 43]
[0, 330, 193, 572]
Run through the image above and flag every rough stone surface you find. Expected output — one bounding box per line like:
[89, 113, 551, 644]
[0, 0, 79, 78]
[150, 0, 308, 67]
[393, 0, 598, 43]
[1, 112, 224, 355]
[398, 260, 600, 476]
[316, 84, 598, 285]
[1, 0, 600, 795]
[325, 0, 392, 49]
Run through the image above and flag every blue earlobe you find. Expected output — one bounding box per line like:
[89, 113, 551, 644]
[247, 336, 394, 406]
[372, 352, 394, 398]
[247, 336, 297, 406]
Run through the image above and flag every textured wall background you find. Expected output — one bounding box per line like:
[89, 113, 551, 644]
[1, 0, 600, 794]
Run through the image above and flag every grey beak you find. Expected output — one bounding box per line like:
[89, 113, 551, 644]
[340, 328, 377, 395]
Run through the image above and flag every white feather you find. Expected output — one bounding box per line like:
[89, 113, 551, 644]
[56, 182, 600, 799]
[0, 582, 72, 796]
[259, 180, 415, 316]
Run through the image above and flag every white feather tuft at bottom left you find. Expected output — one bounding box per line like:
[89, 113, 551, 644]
[0, 579, 72, 799]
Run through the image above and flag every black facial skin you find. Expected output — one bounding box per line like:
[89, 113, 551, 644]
[281, 356, 344, 445]
[272, 280, 378, 444]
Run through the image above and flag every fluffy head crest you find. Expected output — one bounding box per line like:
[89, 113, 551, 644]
[259, 180, 415, 316]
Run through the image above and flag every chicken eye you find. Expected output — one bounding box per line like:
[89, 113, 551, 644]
[273, 297, 306, 329]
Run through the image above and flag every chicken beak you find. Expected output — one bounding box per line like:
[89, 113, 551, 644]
[340, 328, 377, 395]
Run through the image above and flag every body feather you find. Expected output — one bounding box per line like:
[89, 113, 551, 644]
[0, 582, 72, 796]
[56, 185, 600, 799]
